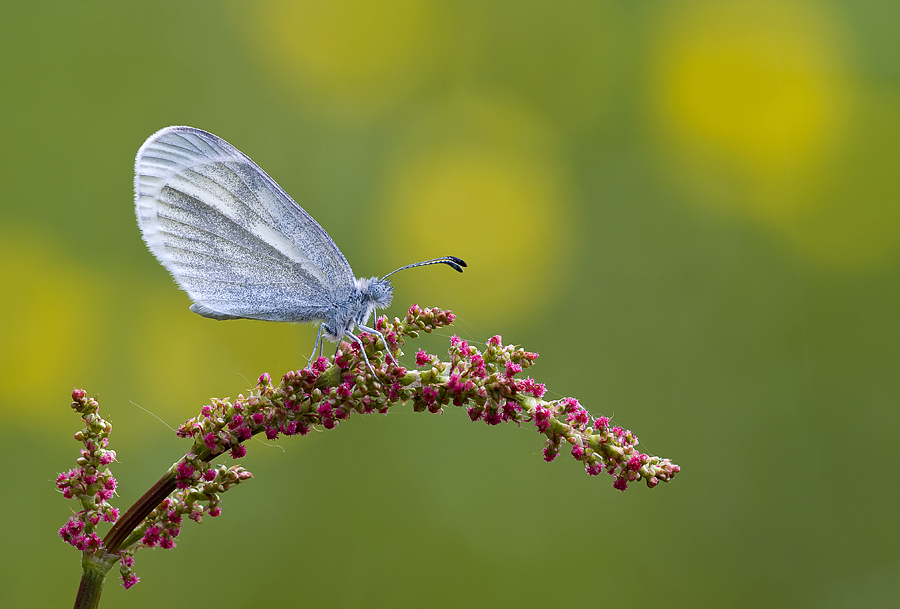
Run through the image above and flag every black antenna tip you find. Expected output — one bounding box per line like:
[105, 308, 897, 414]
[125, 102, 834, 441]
[383, 256, 468, 279]
[445, 256, 466, 273]
[447, 256, 467, 268]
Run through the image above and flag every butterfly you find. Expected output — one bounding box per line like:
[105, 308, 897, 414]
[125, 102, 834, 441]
[134, 126, 465, 372]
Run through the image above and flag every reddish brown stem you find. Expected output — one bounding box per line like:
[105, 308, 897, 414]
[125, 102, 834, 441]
[102, 470, 179, 552]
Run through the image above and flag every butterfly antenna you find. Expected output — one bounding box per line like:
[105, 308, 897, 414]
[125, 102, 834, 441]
[383, 256, 467, 279]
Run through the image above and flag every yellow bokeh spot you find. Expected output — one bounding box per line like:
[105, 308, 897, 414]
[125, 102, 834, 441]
[652, 0, 852, 224]
[380, 96, 569, 321]
[0, 230, 102, 423]
[386, 150, 565, 320]
[780, 88, 900, 272]
[129, 288, 314, 420]
[247, 0, 443, 117]
[648, 0, 900, 271]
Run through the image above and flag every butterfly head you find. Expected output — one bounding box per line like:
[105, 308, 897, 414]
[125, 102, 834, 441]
[353, 276, 394, 329]
[365, 276, 394, 309]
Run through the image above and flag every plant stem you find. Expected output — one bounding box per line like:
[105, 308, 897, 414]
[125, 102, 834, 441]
[73, 551, 118, 609]
[102, 471, 178, 553]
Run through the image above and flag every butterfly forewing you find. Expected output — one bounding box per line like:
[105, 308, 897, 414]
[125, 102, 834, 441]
[135, 126, 355, 322]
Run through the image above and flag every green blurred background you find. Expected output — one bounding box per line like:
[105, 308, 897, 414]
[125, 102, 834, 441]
[2, 0, 899, 607]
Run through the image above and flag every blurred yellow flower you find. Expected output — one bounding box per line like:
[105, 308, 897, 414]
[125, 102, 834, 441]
[782, 87, 900, 271]
[246, 0, 445, 118]
[647, 0, 900, 271]
[130, 290, 315, 419]
[0, 231, 103, 423]
[380, 94, 570, 321]
[652, 0, 852, 219]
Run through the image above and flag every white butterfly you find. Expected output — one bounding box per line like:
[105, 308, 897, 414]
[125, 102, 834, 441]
[134, 126, 465, 371]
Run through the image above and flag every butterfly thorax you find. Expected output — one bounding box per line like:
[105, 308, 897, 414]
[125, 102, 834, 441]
[320, 276, 394, 341]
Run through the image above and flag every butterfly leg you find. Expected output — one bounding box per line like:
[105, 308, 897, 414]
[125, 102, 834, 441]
[308, 323, 326, 368]
[343, 331, 377, 377]
[357, 324, 398, 365]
